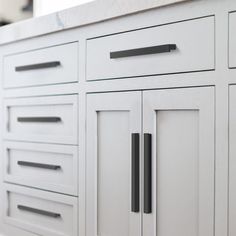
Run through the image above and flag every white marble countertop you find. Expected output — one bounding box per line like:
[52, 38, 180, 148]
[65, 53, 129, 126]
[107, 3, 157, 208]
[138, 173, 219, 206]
[0, 0, 189, 45]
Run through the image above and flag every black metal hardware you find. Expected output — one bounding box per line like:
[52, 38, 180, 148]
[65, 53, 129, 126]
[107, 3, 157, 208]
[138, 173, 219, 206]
[18, 205, 61, 218]
[131, 133, 140, 213]
[17, 117, 61, 123]
[15, 61, 61, 72]
[144, 133, 152, 214]
[18, 161, 61, 170]
[110, 44, 177, 59]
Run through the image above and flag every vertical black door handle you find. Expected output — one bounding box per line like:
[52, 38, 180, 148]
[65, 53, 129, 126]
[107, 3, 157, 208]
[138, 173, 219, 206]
[144, 133, 152, 214]
[131, 133, 140, 212]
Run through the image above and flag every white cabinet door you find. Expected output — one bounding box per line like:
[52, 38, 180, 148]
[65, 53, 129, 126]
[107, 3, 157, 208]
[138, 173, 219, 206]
[229, 85, 236, 236]
[143, 87, 215, 236]
[86, 92, 142, 236]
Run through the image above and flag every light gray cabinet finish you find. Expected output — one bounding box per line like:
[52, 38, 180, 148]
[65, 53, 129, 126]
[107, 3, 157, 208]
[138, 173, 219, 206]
[3, 43, 78, 88]
[86, 87, 215, 236]
[87, 16, 214, 81]
[143, 87, 215, 236]
[4, 184, 78, 236]
[229, 12, 236, 68]
[4, 95, 78, 145]
[3, 142, 78, 195]
[86, 92, 142, 236]
[229, 85, 236, 236]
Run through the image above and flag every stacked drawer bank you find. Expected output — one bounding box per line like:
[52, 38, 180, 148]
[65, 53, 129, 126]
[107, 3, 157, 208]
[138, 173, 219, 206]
[3, 42, 79, 236]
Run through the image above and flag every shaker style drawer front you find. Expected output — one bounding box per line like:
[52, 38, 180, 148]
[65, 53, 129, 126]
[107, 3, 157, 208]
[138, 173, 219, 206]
[87, 16, 215, 81]
[4, 42, 78, 88]
[4, 95, 78, 145]
[229, 12, 236, 68]
[4, 142, 78, 196]
[4, 184, 78, 236]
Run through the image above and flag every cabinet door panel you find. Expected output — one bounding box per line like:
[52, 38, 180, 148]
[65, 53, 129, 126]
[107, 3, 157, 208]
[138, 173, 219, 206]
[229, 85, 236, 236]
[86, 92, 141, 236]
[143, 87, 214, 236]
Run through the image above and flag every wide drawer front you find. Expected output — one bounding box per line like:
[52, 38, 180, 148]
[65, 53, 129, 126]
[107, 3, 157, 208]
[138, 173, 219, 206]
[4, 184, 78, 236]
[4, 95, 78, 145]
[4, 142, 78, 196]
[4, 43, 78, 88]
[87, 16, 215, 81]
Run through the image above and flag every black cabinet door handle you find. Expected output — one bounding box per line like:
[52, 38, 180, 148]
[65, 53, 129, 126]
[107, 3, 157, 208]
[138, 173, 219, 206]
[18, 205, 61, 218]
[18, 161, 61, 170]
[144, 133, 152, 214]
[131, 133, 140, 213]
[17, 117, 61, 123]
[15, 61, 61, 72]
[110, 44, 177, 59]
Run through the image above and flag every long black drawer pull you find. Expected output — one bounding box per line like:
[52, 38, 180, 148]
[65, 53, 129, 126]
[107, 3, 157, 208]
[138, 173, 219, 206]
[17, 117, 61, 123]
[18, 205, 61, 218]
[15, 61, 61, 72]
[18, 161, 61, 170]
[110, 44, 177, 59]
[144, 133, 152, 214]
[131, 133, 140, 213]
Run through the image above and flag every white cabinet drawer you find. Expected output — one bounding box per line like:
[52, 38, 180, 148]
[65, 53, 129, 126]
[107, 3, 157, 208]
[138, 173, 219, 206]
[4, 43, 78, 88]
[87, 16, 215, 81]
[4, 142, 78, 196]
[229, 12, 236, 68]
[4, 95, 78, 145]
[4, 184, 78, 236]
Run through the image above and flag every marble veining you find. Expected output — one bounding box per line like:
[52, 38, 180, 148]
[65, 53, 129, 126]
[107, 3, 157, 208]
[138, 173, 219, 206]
[0, 0, 189, 45]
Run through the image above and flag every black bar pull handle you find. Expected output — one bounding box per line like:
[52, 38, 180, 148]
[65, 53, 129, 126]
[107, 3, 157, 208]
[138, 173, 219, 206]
[15, 61, 61, 72]
[131, 133, 140, 213]
[18, 161, 61, 170]
[17, 117, 61, 123]
[18, 205, 61, 218]
[110, 44, 177, 59]
[144, 133, 152, 214]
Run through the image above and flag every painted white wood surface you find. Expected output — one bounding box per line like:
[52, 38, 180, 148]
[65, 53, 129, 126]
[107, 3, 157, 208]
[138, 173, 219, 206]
[86, 92, 142, 236]
[87, 16, 215, 80]
[143, 87, 215, 236]
[3, 95, 78, 145]
[4, 42, 78, 88]
[229, 12, 236, 68]
[3, 142, 78, 195]
[229, 85, 236, 236]
[1, 0, 236, 236]
[3, 184, 78, 236]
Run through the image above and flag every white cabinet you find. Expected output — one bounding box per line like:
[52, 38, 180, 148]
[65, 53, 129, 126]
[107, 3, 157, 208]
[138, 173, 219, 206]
[86, 87, 215, 236]
[3, 43, 78, 88]
[229, 85, 236, 236]
[86, 92, 142, 236]
[4, 184, 78, 236]
[3, 142, 78, 195]
[143, 87, 215, 236]
[4, 95, 78, 145]
[87, 16, 215, 81]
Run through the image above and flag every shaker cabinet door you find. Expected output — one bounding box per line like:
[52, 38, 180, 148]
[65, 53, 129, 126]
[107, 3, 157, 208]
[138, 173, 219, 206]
[143, 87, 215, 236]
[229, 85, 236, 236]
[86, 92, 142, 236]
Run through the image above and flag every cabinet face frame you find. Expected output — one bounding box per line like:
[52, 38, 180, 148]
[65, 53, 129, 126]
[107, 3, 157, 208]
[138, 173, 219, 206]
[86, 91, 142, 236]
[143, 87, 215, 236]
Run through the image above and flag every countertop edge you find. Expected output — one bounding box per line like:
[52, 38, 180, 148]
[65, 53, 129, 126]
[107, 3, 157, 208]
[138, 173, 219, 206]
[0, 0, 189, 46]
